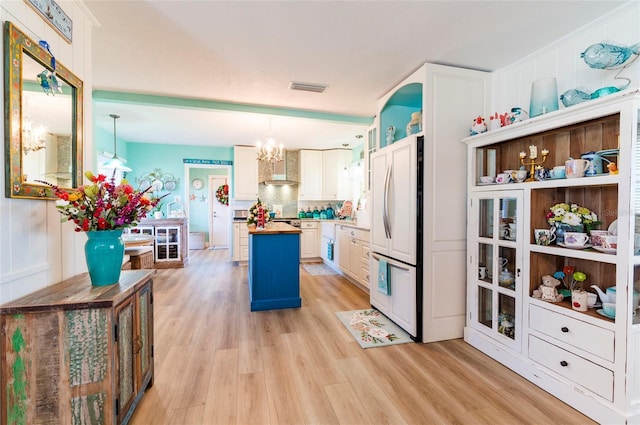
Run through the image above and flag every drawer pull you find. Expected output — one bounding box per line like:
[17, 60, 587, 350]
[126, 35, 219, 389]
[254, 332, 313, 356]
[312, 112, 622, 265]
[561, 326, 569, 333]
[560, 360, 568, 367]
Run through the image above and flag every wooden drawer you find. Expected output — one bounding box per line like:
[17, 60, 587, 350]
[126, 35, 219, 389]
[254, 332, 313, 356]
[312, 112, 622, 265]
[529, 304, 614, 362]
[529, 335, 613, 401]
[361, 243, 370, 266]
[339, 226, 369, 242]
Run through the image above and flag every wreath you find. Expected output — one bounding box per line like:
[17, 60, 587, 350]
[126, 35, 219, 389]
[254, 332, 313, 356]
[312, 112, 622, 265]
[215, 184, 229, 206]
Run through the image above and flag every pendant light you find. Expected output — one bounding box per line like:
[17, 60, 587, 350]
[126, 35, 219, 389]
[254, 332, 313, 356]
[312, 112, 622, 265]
[102, 114, 132, 172]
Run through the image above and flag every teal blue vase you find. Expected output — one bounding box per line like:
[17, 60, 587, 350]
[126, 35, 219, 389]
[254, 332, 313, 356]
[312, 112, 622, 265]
[85, 230, 124, 286]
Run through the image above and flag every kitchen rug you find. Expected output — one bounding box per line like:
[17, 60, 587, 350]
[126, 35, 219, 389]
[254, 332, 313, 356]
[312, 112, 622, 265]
[302, 263, 337, 276]
[335, 309, 413, 349]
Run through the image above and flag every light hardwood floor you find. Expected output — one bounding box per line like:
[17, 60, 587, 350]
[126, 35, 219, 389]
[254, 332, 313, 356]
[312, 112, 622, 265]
[131, 249, 595, 425]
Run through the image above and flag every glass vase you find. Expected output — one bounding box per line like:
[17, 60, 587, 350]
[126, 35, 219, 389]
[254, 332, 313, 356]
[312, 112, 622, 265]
[85, 229, 125, 286]
[530, 77, 559, 117]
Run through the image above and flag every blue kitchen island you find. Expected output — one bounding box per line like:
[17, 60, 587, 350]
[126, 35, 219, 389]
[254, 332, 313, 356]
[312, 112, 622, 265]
[248, 222, 302, 311]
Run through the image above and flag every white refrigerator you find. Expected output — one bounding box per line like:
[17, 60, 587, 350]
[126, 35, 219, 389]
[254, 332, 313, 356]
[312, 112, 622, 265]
[370, 135, 423, 340]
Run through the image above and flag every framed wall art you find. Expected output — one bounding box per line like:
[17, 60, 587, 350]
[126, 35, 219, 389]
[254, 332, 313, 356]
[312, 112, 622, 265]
[24, 0, 72, 43]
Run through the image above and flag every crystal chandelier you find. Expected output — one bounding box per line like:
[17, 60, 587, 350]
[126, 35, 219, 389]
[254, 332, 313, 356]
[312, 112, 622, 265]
[256, 136, 284, 163]
[22, 117, 47, 154]
[256, 119, 284, 162]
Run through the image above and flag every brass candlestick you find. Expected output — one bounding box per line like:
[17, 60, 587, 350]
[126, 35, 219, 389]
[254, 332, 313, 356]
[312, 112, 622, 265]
[519, 147, 549, 182]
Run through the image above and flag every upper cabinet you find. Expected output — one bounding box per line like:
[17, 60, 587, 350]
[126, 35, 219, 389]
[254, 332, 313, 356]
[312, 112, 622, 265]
[233, 146, 259, 200]
[299, 150, 323, 200]
[300, 149, 351, 201]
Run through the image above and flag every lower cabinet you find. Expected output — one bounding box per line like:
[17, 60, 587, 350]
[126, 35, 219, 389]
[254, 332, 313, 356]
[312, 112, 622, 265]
[233, 222, 249, 261]
[300, 221, 319, 259]
[336, 225, 370, 289]
[0, 270, 154, 425]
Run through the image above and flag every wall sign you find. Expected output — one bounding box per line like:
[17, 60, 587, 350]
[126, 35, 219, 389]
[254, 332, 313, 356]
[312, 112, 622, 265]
[25, 0, 72, 43]
[183, 158, 233, 165]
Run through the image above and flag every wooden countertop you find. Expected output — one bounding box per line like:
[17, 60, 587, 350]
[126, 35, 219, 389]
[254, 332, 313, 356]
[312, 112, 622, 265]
[248, 222, 302, 234]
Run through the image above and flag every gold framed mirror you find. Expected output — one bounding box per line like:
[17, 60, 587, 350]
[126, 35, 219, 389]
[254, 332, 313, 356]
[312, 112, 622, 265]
[4, 21, 83, 200]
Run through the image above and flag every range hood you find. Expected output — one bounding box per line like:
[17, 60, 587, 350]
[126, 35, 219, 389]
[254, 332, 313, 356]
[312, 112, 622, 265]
[262, 154, 298, 185]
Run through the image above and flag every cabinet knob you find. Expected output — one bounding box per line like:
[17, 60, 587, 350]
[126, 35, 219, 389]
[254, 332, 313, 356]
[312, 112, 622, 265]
[561, 326, 569, 333]
[560, 360, 568, 367]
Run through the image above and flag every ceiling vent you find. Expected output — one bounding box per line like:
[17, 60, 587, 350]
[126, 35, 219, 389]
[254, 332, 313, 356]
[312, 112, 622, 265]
[289, 81, 328, 93]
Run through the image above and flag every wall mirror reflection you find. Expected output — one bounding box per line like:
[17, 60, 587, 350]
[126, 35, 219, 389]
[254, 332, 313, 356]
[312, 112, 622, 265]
[4, 21, 83, 200]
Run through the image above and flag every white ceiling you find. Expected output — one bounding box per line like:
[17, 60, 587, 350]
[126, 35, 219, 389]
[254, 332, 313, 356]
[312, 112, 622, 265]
[86, 0, 627, 150]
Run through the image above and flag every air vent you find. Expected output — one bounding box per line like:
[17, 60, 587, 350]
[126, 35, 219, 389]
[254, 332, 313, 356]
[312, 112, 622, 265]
[289, 81, 328, 93]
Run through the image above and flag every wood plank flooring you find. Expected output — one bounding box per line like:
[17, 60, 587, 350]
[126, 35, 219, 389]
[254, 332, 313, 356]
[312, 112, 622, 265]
[131, 249, 595, 425]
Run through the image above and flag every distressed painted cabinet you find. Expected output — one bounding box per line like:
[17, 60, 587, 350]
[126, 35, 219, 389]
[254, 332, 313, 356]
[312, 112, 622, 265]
[0, 270, 154, 425]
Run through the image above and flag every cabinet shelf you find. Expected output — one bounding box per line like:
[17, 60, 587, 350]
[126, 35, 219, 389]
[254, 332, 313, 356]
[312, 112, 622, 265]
[529, 244, 619, 264]
[474, 174, 619, 189]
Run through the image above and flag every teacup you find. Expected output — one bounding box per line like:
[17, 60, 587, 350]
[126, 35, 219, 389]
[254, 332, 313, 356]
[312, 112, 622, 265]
[601, 235, 618, 249]
[589, 230, 609, 247]
[564, 232, 589, 246]
[480, 176, 494, 184]
[549, 166, 566, 179]
[587, 292, 598, 307]
[511, 169, 527, 183]
[565, 159, 590, 178]
[495, 173, 511, 184]
[534, 228, 556, 245]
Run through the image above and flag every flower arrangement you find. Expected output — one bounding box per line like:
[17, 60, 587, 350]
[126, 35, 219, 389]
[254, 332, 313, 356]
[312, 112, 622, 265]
[42, 171, 164, 232]
[247, 198, 270, 226]
[215, 184, 229, 206]
[546, 203, 600, 227]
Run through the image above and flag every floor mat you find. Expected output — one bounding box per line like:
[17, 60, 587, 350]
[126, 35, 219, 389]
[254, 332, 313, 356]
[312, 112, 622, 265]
[335, 309, 413, 348]
[302, 263, 337, 276]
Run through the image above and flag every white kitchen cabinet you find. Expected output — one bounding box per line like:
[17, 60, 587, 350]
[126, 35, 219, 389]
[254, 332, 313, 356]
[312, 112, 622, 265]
[299, 150, 323, 200]
[300, 221, 319, 259]
[233, 146, 258, 200]
[336, 224, 370, 289]
[364, 120, 378, 193]
[232, 222, 249, 262]
[463, 92, 640, 424]
[374, 63, 491, 343]
[300, 149, 351, 201]
[322, 149, 352, 200]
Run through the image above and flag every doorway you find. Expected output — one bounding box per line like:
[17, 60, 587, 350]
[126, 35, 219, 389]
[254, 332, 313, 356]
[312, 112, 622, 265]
[209, 175, 229, 249]
[184, 164, 232, 256]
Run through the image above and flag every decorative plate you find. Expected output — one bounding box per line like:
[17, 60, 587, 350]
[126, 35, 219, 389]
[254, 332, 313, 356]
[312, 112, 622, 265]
[558, 242, 592, 250]
[608, 219, 618, 235]
[151, 179, 164, 192]
[138, 179, 151, 191]
[164, 180, 176, 191]
[593, 245, 617, 254]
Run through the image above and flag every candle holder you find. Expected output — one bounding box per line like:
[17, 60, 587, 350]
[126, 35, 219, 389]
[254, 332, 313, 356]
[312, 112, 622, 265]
[520, 148, 549, 182]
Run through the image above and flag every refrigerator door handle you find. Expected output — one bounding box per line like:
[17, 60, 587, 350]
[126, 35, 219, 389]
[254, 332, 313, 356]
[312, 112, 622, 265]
[372, 253, 412, 272]
[383, 164, 392, 239]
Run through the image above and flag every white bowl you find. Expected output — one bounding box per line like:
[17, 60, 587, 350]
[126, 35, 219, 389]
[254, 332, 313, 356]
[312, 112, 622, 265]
[480, 176, 494, 184]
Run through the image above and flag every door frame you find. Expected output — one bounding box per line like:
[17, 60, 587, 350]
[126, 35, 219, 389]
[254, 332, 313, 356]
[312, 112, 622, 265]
[183, 164, 232, 257]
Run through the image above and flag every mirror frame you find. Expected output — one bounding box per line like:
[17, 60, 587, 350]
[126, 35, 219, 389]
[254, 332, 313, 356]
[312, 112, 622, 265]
[4, 21, 83, 200]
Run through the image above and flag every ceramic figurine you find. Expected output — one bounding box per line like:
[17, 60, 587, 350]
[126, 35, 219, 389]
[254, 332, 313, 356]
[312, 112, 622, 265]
[470, 116, 487, 135]
[510, 107, 528, 123]
[406, 111, 422, 136]
[386, 125, 396, 145]
[500, 112, 511, 127]
[488, 113, 501, 131]
[533, 275, 564, 302]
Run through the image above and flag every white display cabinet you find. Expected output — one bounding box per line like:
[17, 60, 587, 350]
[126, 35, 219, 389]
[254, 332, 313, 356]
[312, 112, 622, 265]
[463, 91, 640, 423]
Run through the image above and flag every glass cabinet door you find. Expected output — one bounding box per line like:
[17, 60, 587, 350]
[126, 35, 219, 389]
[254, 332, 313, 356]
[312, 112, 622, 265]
[471, 190, 523, 351]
